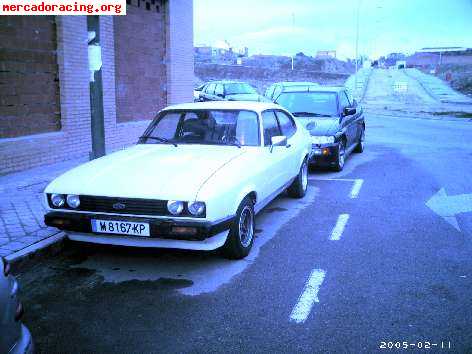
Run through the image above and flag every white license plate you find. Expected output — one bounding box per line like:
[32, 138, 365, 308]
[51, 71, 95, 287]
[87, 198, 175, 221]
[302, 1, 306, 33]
[91, 219, 150, 237]
[313, 149, 322, 155]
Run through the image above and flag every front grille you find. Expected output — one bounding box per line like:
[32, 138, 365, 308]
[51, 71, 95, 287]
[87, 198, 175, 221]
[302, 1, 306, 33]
[79, 196, 169, 216]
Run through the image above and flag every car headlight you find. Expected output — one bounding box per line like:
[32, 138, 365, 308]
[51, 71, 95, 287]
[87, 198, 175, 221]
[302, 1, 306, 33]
[66, 194, 80, 209]
[167, 200, 184, 215]
[188, 201, 206, 216]
[311, 136, 335, 144]
[51, 194, 65, 207]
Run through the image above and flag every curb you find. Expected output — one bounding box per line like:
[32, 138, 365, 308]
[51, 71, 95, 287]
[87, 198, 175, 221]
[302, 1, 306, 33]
[5, 232, 67, 269]
[364, 110, 471, 122]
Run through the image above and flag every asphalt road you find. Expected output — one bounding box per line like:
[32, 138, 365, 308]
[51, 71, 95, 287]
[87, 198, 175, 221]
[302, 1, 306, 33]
[16, 71, 472, 353]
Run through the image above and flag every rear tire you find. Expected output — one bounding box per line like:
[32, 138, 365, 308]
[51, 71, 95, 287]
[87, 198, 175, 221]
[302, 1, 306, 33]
[287, 159, 308, 198]
[354, 128, 365, 153]
[222, 196, 255, 259]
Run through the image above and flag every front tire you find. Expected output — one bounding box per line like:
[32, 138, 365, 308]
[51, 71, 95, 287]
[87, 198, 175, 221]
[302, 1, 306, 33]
[222, 196, 255, 259]
[287, 158, 308, 198]
[333, 140, 346, 172]
[354, 128, 365, 153]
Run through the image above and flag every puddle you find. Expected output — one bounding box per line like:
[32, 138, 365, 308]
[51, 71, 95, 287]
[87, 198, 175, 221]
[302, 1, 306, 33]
[72, 188, 317, 296]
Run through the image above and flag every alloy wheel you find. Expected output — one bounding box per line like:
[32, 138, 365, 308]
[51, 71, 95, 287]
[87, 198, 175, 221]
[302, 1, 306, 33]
[238, 206, 254, 248]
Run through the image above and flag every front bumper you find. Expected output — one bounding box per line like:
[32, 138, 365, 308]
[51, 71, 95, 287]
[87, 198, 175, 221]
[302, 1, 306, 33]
[44, 211, 233, 242]
[308, 143, 339, 166]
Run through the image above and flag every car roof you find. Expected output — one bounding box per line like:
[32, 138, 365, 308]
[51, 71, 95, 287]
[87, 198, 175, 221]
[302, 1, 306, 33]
[163, 101, 283, 113]
[273, 81, 319, 87]
[278, 85, 346, 93]
[204, 80, 252, 85]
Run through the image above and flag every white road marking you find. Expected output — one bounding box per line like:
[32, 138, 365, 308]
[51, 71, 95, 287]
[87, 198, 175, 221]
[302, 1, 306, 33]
[426, 188, 472, 232]
[290, 269, 326, 324]
[349, 179, 364, 198]
[329, 214, 350, 241]
[308, 177, 364, 199]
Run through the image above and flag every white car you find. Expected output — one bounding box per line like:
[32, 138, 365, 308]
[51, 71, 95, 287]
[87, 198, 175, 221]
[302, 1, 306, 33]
[44, 101, 312, 259]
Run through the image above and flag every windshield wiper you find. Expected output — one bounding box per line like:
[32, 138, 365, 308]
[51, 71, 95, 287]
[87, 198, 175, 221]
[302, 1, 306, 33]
[224, 136, 242, 148]
[139, 136, 178, 147]
[292, 112, 332, 117]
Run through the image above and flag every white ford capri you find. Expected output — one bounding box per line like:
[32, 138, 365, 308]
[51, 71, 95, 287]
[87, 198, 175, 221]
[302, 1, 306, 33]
[44, 101, 312, 259]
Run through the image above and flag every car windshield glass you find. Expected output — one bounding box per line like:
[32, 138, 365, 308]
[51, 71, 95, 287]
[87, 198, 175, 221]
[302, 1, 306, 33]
[276, 92, 338, 117]
[140, 110, 260, 147]
[225, 83, 257, 95]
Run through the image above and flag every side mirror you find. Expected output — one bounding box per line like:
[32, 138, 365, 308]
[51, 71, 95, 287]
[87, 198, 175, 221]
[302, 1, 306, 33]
[343, 107, 356, 116]
[270, 135, 287, 152]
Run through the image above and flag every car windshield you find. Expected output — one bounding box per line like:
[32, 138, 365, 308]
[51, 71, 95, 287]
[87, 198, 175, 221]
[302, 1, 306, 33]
[225, 83, 257, 95]
[276, 92, 338, 117]
[140, 110, 260, 147]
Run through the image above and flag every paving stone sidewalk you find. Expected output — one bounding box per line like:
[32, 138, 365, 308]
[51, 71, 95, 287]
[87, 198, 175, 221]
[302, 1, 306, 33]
[0, 158, 86, 258]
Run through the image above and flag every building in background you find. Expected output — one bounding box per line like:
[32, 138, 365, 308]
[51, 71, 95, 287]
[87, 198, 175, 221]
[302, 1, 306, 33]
[194, 41, 248, 64]
[316, 50, 336, 59]
[406, 47, 472, 69]
[0, 0, 194, 174]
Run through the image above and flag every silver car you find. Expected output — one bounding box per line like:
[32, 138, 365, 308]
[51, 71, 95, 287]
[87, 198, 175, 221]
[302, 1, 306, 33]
[0, 257, 33, 354]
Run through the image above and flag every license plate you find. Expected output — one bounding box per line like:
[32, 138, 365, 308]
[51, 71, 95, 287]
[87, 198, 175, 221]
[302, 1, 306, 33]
[313, 148, 322, 155]
[91, 219, 150, 237]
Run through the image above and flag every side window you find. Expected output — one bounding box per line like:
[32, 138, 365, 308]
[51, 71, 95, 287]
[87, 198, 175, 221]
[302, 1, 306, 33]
[275, 110, 297, 138]
[261, 111, 281, 146]
[339, 91, 350, 109]
[206, 83, 216, 95]
[215, 84, 224, 96]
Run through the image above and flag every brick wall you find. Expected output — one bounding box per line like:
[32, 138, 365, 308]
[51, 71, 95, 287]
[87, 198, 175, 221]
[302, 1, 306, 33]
[0, 1, 194, 175]
[166, 0, 194, 104]
[0, 17, 91, 175]
[0, 16, 60, 138]
[114, 3, 167, 123]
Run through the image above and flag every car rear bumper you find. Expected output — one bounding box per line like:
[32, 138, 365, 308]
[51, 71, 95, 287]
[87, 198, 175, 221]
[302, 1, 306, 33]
[44, 211, 233, 249]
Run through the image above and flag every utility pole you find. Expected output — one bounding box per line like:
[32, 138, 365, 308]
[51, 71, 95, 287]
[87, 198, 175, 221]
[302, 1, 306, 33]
[291, 12, 295, 70]
[354, 0, 361, 97]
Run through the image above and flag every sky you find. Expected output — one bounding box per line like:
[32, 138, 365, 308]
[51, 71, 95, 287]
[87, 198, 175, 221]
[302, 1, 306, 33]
[194, 0, 472, 60]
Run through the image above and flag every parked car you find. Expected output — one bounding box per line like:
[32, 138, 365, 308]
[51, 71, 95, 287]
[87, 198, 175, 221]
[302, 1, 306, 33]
[193, 83, 206, 102]
[274, 86, 365, 171]
[198, 81, 267, 102]
[0, 257, 34, 354]
[264, 82, 319, 102]
[44, 101, 312, 259]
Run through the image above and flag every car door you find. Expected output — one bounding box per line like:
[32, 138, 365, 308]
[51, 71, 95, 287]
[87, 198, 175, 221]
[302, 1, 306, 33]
[274, 110, 300, 179]
[258, 110, 289, 200]
[338, 90, 356, 148]
[348, 93, 364, 143]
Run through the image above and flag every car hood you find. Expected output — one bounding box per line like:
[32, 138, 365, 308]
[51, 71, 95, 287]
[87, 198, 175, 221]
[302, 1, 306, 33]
[45, 144, 245, 200]
[226, 93, 264, 101]
[301, 118, 339, 136]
